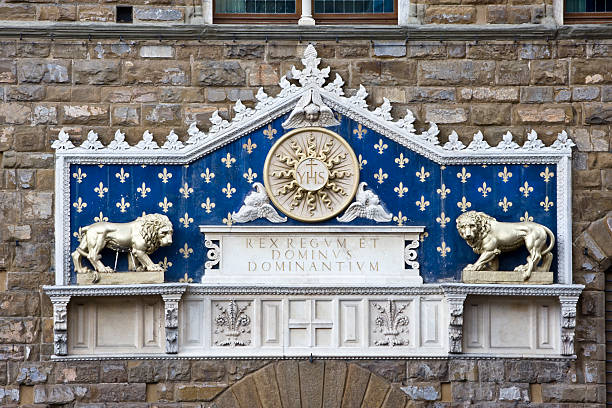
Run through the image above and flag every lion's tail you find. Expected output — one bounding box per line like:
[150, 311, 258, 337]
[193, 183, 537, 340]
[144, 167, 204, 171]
[542, 225, 556, 256]
[75, 226, 89, 242]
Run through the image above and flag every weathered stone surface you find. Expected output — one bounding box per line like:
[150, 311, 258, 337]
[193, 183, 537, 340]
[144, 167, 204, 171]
[14, 364, 51, 385]
[424, 6, 476, 23]
[61, 104, 109, 125]
[341, 364, 370, 407]
[142, 104, 181, 126]
[515, 105, 572, 123]
[139, 45, 174, 58]
[299, 361, 324, 408]
[584, 103, 612, 124]
[374, 41, 406, 57]
[401, 383, 440, 401]
[0, 104, 31, 125]
[192, 361, 225, 382]
[0, 293, 40, 317]
[134, 7, 183, 21]
[214, 389, 241, 408]
[449, 360, 478, 381]
[18, 60, 70, 84]
[520, 86, 553, 103]
[541, 383, 586, 402]
[73, 60, 120, 85]
[127, 361, 166, 384]
[419, 60, 494, 85]
[38, 5, 77, 21]
[252, 364, 281, 408]
[496, 61, 530, 85]
[381, 386, 406, 408]
[407, 87, 455, 102]
[471, 104, 511, 125]
[336, 43, 369, 59]
[112, 106, 140, 126]
[77, 5, 114, 22]
[226, 44, 265, 59]
[0, 386, 19, 404]
[123, 61, 189, 86]
[194, 61, 246, 86]
[362, 374, 390, 407]
[13, 126, 45, 152]
[0, 60, 16, 83]
[425, 106, 468, 124]
[572, 86, 600, 101]
[322, 361, 346, 408]
[95, 383, 146, 402]
[249, 63, 280, 86]
[452, 382, 495, 402]
[52, 362, 100, 384]
[231, 376, 262, 408]
[275, 361, 301, 408]
[353, 61, 417, 86]
[176, 384, 225, 402]
[6, 85, 45, 102]
[531, 60, 568, 85]
[0, 4, 35, 20]
[100, 362, 127, 383]
[0, 318, 39, 344]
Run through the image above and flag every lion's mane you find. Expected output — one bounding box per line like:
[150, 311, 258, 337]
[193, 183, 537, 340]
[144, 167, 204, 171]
[137, 214, 172, 253]
[456, 211, 495, 253]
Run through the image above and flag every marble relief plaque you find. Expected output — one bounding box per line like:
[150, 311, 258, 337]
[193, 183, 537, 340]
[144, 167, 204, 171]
[200, 226, 424, 285]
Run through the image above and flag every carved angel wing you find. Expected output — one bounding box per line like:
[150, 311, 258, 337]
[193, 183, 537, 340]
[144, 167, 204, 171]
[369, 205, 393, 222]
[259, 204, 287, 223]
[336, 202, 364, 223]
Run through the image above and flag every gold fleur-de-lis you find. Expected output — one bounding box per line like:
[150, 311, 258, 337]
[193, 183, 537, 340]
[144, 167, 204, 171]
[221, 153, 236, 168]
[520, 211, 534, 222]
[393, 211, 407, 226]
[116, 197, 130, 213]
[498, 166, 512, 183]
[201, 168, 215, 183]
[158, 168, 172, 183]
[179, 243, 193, 259]
[353, 123, 367, 139]
[540, 167, 554, 183]
[201, 197, 216, 213]
[457, 167, 471, 184]
[519, 181, 534, 198]
[437, 241, 451, 258]
[395, 153, 409, 168]
[179, 182, 193, 199]
[223, 212, 233, 226]
[394, 182, 408, 198]
[137, 182, 151, 198]
[263, 124, 277, 140]
[72, 168, 87, 183]
[94, 182, 108, 198]
[374, 138, 388, 155]
[358, 154, 367, 170]
[158, 197, 172, 213]
[179, 212, 194, 228]
[436, 211, 450, 228]
[94, 212, 108, 222]
[437, 184, 450, 199]
[478, 182, 491, 198]
[457, 196, 472, 212]
[540, 196, 554, 212]
[179, 273, 193, 283]
[374, 168, 388, 184]
[222, 182, 236, 198]
[415, 195, 430, 211]
[73, 197, 87, 213]
[243, 168, 258, 183]
[242, 138, 257, 154]
[420, 231, 429, 242]
[115, 168, 130, 183]
[416, 166, 430, 183]
[498, 197, 513, 212]
[159, 257, 173, 272]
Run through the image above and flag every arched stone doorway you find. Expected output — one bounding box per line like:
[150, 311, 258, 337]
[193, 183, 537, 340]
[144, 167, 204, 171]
[209, 361, 410, 408]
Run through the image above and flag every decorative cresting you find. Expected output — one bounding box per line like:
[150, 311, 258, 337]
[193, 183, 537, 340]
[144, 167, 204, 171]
[456, 211, 555, 284]
[263, 128, 360, 222]
[71, 214, 173, 284]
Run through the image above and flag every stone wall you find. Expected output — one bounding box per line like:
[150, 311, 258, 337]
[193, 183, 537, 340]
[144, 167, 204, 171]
[0, 38, 610, 406]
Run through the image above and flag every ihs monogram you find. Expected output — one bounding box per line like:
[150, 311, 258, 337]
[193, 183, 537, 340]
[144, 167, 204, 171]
[264, 128, 359, 222]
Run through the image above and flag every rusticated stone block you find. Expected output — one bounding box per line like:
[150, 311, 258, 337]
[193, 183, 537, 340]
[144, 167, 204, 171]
[14, 242, 51, 271]
[520, 86, 553, 103]
[73, 60, 120, 85]
[249, 63, 280, 86]
[38, 5, 76, 21]
[143, 104, 181, 126]
[575, 169, 602, 188]
[232, 376, 262, 408]
[531, 60, 568, 85]
[0, 60, 16, 84]
[52, 362, 100, 384]
[424, 6, 476, 23]
[33, 105, 57, 125]
[95, 383, 146, 402]
[449, 360, 478, 381]
[0, 293, 40, 317]
[486, 5, 507, 23]
[17, 60, 70, 84]
[100, 362, 127, 383]
[341, 364, 370, 407]
[519, 43, 552, 59]
[225, 44, 265, 59]
[357, 361, 406, 383]
[514, 104, 572, 124]
[275, 361, 301, 408]
[407, 87, 455, 102]
[0, 318, 39, 344]
[252, 364, 281, 408]
[505, 360, 569, 383]
[541, 383, 586, 402]
[508, 5, 531, 23]
[496, 61, 530, 85]
[477, 360, 504, 383]
[425, 106, 468, 124]
[451, 381, 495, 402]
[337, 43, 370, 58]
[419, 60, 494, 85]
[6, 85, 45, 102]
[61, 105, 109, 125]
[381, 386, 406, 408]
[112, 106, 140, 126]
[192, 360, 225, 382]
[123, 61, 189, 86]
[353, 60, 417, 86]
[572, 59, 612, 84]
[77, 5, 114, 22]
[375, 41, 407, 57]
[299, 361, 324, 408]
[401, 383, 440, 401]
[584, 103, 612, 124]
[0, 5, 35, 20]
[175, 384, 225, 401]
[472, 103, 512, 124]
[127, 360, 166, 384]
[13, 126, 45, 152]
[406, 361, 448, 381]
[467, 42, 517, 60]
[194, 61, 246, 86]
[133, 7, 184, 21]
[0, 386, 19, 404]
[572, 86, 600, 101]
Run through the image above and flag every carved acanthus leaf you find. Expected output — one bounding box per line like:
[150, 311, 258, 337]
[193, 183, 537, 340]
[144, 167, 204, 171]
[186, 122, 207, 145]
[523, 129, 545, 150]
[443, 131, 465, 151]
[551, 130, 576, 150]
[162, 130, 184, 150]
[372, 98, 393, 121]
[497, 131, 520, 150]
[466, 131, 491, 150]
[108, 130, 130, 150]
[136, 130, 159, 150]
[81, 130, 104, 150]
[51, 129, 75, 150]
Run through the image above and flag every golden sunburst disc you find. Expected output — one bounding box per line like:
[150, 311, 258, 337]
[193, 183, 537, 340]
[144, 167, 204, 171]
[264, 127, 360, 223]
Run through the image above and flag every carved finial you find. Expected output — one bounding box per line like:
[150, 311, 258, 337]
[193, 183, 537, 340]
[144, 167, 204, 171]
[551, 130, 576, 150]
[523, 129, 545, 150]
[51, 129, 75, 150]
[162, 129, 184, 150]
[496, 131, 519, 150]
[136, 130, 159, 150]
[443, 131, 465, 151]
[466, 131, 491, 150]
[108, 129, 130, 150]
[81, 130, 104, 150]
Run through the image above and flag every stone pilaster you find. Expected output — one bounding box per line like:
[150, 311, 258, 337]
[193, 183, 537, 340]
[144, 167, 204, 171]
[559, 295, 579, 356]
[162, 294, 181, 354]
[50, 295, 71, 356]
[446, 293, 467, 354]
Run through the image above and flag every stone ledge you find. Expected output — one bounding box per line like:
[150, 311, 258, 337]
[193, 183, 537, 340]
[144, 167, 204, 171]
[0, 22, 610, 41]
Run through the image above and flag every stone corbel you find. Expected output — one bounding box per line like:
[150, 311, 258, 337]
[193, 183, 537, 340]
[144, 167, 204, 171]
[50, 295, 71, 356]
[559, 295, 579, 356]
[162, 294, 182, 354]
[446, 293, 467, 354]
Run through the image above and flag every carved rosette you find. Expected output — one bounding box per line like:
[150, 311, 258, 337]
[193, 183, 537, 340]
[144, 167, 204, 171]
[162, 294, 182, 354]
[51, 295, 71, 356]
[371, 300, 410, 347]
[213, 300, 252, 347]
[264, 128, 360, 222]
[446, 294, 467, 353]
[559, 295, 579, 356]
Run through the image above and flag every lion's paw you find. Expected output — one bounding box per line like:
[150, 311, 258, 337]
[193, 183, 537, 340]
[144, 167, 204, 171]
[102, 266, 114, 273]
[514, 264, 528, 273]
